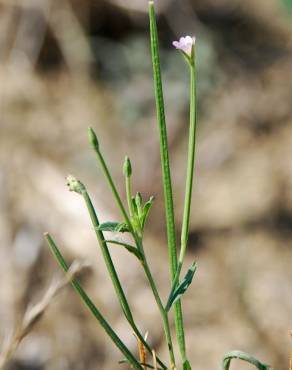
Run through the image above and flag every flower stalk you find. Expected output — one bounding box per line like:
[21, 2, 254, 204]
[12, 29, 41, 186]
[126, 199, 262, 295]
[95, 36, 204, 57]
[179, 54, 196, 268]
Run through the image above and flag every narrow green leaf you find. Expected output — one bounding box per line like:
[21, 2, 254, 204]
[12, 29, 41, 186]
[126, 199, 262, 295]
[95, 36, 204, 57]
[44, 232, 143, 370]
[131, 196, 138, 217]
[105, 240, 143, 261]
[165, 262, 197, 312]
[222, 351, 273, 370]
[141, 196, 155, 229]
[98, 222, 130, 233]
[135, 192, 143, 211]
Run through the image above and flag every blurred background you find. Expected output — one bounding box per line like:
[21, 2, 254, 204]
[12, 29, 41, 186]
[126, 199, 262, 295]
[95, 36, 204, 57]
[1, 0, 292, 369]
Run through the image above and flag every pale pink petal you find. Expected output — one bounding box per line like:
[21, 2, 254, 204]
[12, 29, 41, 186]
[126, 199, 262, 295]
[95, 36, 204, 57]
[172, 35, 195, 56]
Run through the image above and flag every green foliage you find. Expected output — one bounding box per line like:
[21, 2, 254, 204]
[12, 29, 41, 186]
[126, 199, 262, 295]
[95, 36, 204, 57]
[98, 221, 130, 233]
[130, 193, 155, 233]
[223, 351, 273, 370]
[165, 262, 197, 312]
[105, 239, 143, 261]
[141, 196, 155, 229]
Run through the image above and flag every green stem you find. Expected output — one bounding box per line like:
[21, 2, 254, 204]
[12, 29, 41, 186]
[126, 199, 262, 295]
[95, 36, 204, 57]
[179, 61, 196, 269]
[149, 1, 187, 363]
[89, 136, 176, 366]
[82, 188, 134, 320]
[44, 232, 143, 370]
[92, 146, 139, 245]
[140, 248, 176, 368]
[81, 187, 167, 370]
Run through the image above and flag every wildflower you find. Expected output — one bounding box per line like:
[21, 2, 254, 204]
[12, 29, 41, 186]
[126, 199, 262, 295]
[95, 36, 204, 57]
[172, 36, 195, 57]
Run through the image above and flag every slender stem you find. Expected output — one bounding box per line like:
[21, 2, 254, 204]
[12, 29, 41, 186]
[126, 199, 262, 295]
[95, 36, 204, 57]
[93, 147, 139, 245]
[149, 1, 187, 362]
[81, 187, 167, 370]
[44, 233, 143, 370]
[140, 248, 176, 368]
[179, 61, 196, 268]
[90, 143, 176, 366]
[169, 62, 196, 316]
[82, 188, 134, 320]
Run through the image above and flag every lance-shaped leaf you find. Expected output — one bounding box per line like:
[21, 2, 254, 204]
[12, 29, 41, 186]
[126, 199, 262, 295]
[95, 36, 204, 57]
[98, 222, 130, 233]
[141, 196, 155, 229]
[105, 240, 143, 261]
[223, 351, 273, 370]
[165, 262, 197, 312]
[131, 197, 138, 218]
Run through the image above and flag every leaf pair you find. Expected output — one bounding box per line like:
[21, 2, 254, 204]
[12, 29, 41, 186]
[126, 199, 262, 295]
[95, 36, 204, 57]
[97, 222, 144, 261]
[99, 195, 154, 236]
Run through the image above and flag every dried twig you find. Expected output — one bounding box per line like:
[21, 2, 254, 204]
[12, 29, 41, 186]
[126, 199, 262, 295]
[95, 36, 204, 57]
[0, 260, 90, 370]
[134, 332, 147, 370]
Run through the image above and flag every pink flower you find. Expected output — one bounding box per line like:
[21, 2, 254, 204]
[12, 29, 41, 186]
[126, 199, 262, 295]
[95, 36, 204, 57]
[172, 36, 195, 56]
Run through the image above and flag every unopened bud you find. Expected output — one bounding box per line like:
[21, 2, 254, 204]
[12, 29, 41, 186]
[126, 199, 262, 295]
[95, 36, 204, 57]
[123, 156, 132, 178]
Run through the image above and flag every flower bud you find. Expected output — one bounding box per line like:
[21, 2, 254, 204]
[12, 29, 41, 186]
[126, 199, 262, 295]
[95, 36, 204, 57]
[123, 156, 132, 178]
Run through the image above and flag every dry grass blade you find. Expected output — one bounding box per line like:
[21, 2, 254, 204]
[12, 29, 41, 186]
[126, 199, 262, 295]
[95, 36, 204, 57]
[0, 260, 90, 370]
[134, 332, 147, 370]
